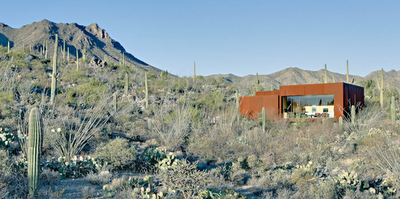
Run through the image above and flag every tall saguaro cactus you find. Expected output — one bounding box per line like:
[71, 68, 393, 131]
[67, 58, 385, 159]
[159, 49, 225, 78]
[113, 92, 117, 112]
[351, 105, 355, 125]
[7, 41, 10, 53]
[376, 68, 384, 108]
[338, 116, 343, 131]
[28, 107, 42, 197]
[193, 62, 196, 83]
[391, 96, 396, 126]
[50, 34, 58, 105]
[124, 72, 129, 95]
[145, 73, 149, 109]
[45, 41, 48, 59]
[255, 73, 260, 92]
[262, 107, 266, 132]
[346, 60, 349, 83]
[62, 40, 66, 60]
[235, 91, 240, 123]
[324, 64, 328, 83]
[76, 49, 79, 71]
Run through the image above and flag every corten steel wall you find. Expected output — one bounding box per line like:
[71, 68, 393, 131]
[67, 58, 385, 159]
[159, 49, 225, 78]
[239, 95, 279, 120]
[239, 82, 364, 120]
[343, 83, 364, 118]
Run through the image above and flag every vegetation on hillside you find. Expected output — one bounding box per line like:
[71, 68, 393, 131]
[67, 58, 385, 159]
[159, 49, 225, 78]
[0, 45, 399, 198]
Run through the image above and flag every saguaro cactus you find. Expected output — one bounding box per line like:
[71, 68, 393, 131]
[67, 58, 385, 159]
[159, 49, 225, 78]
[145, 73, 149, 108]
[351, 105, 355, 125]
[376, 68, 384, 108]
[324, 64, 328, 83]
[262, 107, 266, 132]
[50, 34, 58, 105]
[76, 49, 79, 71]
[124, 72, 129, 95]
[7, 41, 10, 53]
[391, 96, 396, 126]
[45, 41, 48, 59]
[193, 62, 196, 83]
[62, 40, 66, 60]
[255, 73, 260, 92]
[347, 60, 349, 83]
[113, 92, 117, 111]
[122, 52, 125, 65]
[339, 116, 343, 131]
[28, 107, 42, 197]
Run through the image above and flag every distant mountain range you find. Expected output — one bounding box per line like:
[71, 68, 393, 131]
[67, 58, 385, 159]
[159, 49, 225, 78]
[0, 19, 160, 74]
[1, 20, 399, 92]
[208, 67, 400, 92]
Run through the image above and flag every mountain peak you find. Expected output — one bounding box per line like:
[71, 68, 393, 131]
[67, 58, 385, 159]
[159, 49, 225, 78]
[85, 23, 109, 39]
[0, 20, 160, 74]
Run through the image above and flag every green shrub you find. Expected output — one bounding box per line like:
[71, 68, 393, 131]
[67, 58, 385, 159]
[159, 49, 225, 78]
[0, 150, 12, 183]
[95, 138, 136, 170]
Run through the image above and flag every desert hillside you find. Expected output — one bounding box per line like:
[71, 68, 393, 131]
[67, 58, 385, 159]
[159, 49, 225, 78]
[0, 20, 399, 198]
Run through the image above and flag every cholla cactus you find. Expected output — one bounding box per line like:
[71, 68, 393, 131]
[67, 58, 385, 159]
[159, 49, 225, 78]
[337, 170, 359, 190]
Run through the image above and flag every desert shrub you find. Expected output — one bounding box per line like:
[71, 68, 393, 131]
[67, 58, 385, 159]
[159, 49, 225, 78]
[158, 159, 210, 199]
[61, 68, 86, 84]
[188, 107, 247, 162]
[0, 150, 12, 183]
[364, 128, 400, 192]
[81, 186, 95, 199]
[72, 78, 108, 104]
[40, 169, 60, 185]
[44, 95, 115, 159]
[95, 138, 136, 170]
[86, 170, 113, 185]
[149, 98, 192, 151]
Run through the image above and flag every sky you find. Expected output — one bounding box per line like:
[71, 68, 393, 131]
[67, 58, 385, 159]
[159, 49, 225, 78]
[2, 1, 399, 77]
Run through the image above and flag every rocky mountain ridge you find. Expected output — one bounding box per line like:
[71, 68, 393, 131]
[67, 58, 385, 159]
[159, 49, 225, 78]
[208, 67, 400, 92]
[0, 19, 160, 74]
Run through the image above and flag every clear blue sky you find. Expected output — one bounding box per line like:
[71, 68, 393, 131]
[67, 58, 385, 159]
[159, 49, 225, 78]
[2, 1, 399, 77]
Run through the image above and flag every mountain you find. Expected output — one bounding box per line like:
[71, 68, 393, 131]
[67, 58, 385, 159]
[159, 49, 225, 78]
[1, 20, 398, 92]
[0, 19, 160, 74]
[207, 67, 400, 92]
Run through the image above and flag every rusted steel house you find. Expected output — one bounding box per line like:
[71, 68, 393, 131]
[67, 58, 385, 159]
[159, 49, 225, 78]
[239, 82, 364, 120]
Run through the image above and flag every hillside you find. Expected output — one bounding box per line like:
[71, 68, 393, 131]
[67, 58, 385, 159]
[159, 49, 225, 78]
[0, 20, 400, 198]
[0, 19, 160, 74]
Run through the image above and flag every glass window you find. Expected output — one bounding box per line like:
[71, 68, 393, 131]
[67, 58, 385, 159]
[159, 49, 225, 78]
[282, 95, 334, 118]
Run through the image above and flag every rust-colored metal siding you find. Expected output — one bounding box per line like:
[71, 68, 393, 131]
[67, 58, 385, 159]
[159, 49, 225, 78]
[239, 82, 364, 120]
[239, 95, 279, 120]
